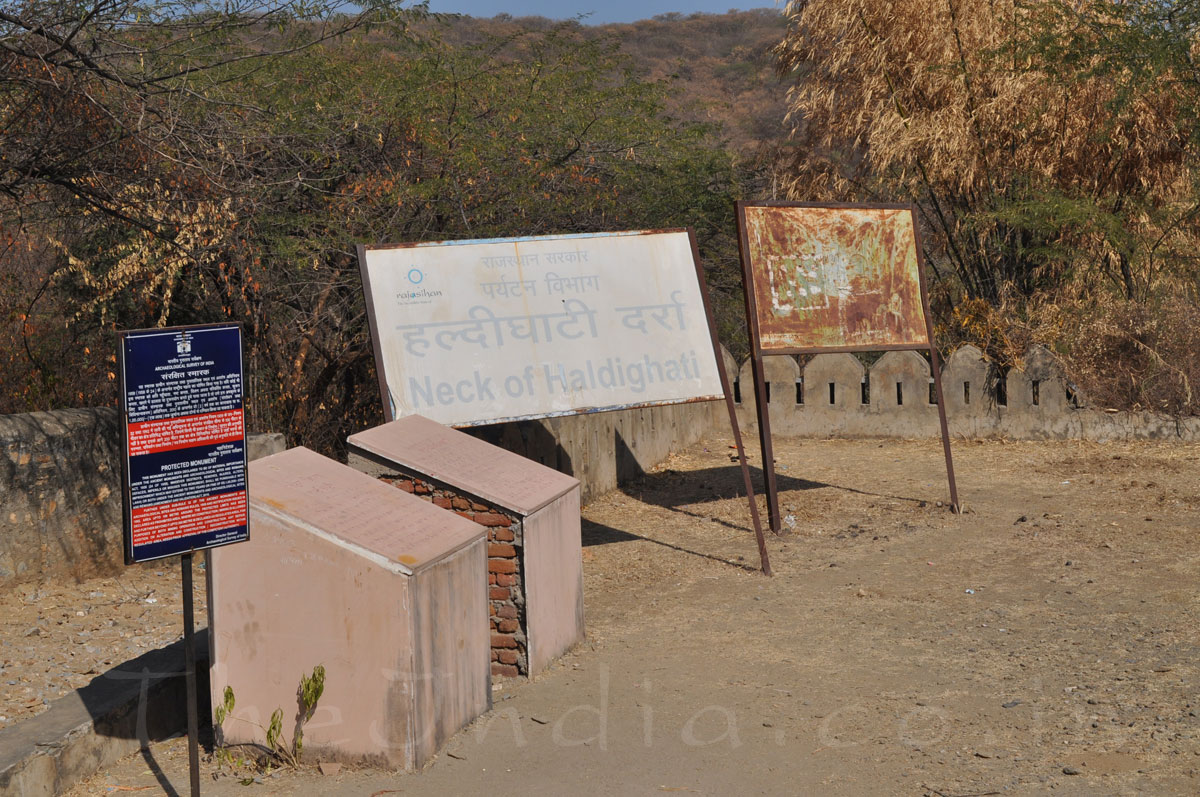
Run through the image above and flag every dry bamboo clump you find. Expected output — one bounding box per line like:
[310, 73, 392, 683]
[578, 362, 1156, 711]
[776, 0, 1197, 303]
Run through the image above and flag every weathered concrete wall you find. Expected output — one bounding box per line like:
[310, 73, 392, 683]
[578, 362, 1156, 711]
[0, 397, 721, 585]
[0, 636, 209, 797]
[0, 407, 284, 588]
[466, 397, 727, 504]
[734, 344, 1200, 442]
[0, 397, 720, 585]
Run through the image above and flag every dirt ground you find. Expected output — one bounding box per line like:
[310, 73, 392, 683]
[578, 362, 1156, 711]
[1, 566, 201, 729]
[18, 434, 1200, 795]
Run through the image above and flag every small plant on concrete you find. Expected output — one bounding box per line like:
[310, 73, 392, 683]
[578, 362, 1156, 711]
[213, 664, 326, 771]
[214, 685, 236, 726]
[270, 663, 325, 765]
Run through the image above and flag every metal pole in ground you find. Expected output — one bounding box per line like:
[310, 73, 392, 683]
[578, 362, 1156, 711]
[182, 552, 201, 796]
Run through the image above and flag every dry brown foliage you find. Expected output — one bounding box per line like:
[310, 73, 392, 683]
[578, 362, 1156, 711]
[778, 0, 1200, 413]
[777, 0, 1197, 301]
[1034, 295, 1200, 415]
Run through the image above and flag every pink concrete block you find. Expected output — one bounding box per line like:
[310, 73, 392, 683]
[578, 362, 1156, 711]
[209, 447, 489, 770]
[347, 416, 585, 676]
[523, 488, 584, 674]
[348, 414, 577, 514]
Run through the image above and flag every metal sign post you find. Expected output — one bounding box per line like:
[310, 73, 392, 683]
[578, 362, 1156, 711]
[182, 552, 201, 797]
[736, 201, 960, 530]
[914, 220, 961, 511]
[118, 323, 251, 796]
[689, 236, 772, 575]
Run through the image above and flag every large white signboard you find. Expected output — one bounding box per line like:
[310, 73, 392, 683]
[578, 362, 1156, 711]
[358, 230, 725, 427]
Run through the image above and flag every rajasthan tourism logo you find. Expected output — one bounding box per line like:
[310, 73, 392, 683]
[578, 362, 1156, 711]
[396, 267, 443, 304]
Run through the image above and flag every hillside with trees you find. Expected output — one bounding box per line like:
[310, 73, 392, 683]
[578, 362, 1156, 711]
[1, 1, 1195, 455]
[432, 9, 791, 162]
[0, 3, 786, 453]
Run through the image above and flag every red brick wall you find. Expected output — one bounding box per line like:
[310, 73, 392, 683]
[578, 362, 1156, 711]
[378, 473, 527, 678]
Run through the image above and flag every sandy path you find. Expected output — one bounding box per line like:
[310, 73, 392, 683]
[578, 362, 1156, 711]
[49, 436, 1200, 795]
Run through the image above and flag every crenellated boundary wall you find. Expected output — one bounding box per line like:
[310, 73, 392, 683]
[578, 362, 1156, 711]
[729, 343, 1200, 443]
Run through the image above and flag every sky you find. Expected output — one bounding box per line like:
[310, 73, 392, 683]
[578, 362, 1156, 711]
[423, 0, 782, 25]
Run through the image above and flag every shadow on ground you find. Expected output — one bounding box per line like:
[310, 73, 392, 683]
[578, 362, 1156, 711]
[580, 517, 759, 572]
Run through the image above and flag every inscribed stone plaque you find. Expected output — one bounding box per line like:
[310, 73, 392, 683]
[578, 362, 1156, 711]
[348, 414, 578, 516]
[249, 446, 481, 572]
[212, 447, 489, 769]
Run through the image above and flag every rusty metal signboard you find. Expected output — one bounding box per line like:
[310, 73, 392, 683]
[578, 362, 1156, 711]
[739, 203, 929, 353]
[736, 201, 958, 531]
[358, 230, 725, 428]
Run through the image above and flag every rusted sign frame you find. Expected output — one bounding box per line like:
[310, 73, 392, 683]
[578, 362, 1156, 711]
[358, 229, 772, 575]
[736, 201, 959, 532]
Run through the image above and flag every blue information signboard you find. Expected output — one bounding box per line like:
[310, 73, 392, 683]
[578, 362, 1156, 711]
[118, 324, 249, 563]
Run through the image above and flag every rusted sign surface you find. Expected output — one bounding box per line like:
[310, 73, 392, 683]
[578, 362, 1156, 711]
[740, 204, 929, 351]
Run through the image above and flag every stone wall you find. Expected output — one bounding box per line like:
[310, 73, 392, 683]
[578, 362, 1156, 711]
[0, 409, 122, 586]
[371, 472, 529, 679]
[0, 398, 720, 587]
[466, 394, 728, 504]
[731, 344, 1200, 442]
[0, 407, 283, 587]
